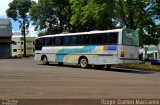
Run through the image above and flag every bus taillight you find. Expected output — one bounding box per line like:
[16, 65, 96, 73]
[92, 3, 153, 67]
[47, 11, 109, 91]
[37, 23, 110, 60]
[120, 51, 124, 57]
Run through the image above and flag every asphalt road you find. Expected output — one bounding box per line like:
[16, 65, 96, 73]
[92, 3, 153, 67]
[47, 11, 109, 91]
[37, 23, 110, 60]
[0, 58, 160, 99]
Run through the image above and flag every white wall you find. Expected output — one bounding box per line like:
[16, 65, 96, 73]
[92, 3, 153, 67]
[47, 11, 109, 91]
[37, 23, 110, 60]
[11, 37, 24, 57]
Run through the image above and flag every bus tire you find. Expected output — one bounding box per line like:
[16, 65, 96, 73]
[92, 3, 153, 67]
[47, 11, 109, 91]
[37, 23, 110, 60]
[42, 56, 49, 65]
[79, 57, 88, 68]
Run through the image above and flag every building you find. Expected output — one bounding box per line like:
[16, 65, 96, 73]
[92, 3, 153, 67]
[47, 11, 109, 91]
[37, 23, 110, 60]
[144, 45, 160, 60]
[11, 33, 37, 57]
[0, 19, 12, 58]
[12, 35, 23, 57]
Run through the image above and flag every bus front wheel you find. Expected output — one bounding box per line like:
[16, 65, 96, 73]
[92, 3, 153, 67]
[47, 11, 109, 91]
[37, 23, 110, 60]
[42, 56, 49, 65]
[79, 57, 88, 68]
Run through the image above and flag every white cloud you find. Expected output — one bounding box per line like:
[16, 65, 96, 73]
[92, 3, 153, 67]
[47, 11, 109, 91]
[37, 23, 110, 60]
[0, 0, 11, 17]
[0, 0, 38, 17]
[28, 24, 38, 37]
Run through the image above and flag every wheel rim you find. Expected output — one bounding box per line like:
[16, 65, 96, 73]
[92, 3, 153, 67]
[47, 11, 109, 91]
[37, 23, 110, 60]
[43, 57, 47, 64]
[80, 59, 87, 68]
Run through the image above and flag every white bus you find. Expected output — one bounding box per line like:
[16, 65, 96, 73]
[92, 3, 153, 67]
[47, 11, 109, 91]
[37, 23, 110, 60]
[34, 29, 139, 69]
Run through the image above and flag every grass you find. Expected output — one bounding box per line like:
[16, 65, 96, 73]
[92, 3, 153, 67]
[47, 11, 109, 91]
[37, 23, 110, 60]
[113, 63, 160, 71]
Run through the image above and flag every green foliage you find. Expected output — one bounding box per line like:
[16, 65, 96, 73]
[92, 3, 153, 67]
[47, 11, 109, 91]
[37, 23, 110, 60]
[30, 0, 56, 30]
[6, 0, 32, 32]
[114, 0, 150, 29]
[6, 0, 31, 20]
[70, 0, 115, 32]
[114, 0, 160, 46]
[139, 18, 156, 46]
[29, 0, 70, 34]
[29, 0, 160, 46]
[150, 1, 160, 19]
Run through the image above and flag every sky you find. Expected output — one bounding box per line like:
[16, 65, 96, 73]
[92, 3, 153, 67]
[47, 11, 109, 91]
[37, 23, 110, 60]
[0, 0, 38, 36]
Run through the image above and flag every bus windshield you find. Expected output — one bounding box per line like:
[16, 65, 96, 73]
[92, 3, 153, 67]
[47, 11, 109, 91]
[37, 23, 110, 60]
[122, 29, 139, 46]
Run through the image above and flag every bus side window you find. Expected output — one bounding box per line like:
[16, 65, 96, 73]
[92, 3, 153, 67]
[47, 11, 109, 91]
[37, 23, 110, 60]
[52, 37, 55, 46]
[70, 36, 76, 45]
[55, 37, 62, 46]
[84, 35, 90, 45]
[63, 36, 71, 46]
[76, 35, 90, 45]
[44, 37, 52, 46]
[103, 32, 118, 45]
[35, 38, 43, 50]
[91, 34, 103, 45]
[76, 36, 82, 45]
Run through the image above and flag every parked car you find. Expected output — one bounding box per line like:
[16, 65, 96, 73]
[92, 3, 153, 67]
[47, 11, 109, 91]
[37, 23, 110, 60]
[151, 60, 160, 65]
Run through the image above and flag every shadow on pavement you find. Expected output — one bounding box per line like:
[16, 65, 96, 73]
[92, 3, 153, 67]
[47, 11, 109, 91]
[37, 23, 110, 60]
[38, 63, 156, 74]
[107, 67, 156, 74]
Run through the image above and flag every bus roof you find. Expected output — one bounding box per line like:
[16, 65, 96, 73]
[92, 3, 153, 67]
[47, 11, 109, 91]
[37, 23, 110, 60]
[38, 29, 128, 38]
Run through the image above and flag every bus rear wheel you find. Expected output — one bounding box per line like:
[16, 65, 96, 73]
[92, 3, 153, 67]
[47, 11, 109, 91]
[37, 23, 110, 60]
[42, 56, 49, 65]
[79, 57, 88, 68]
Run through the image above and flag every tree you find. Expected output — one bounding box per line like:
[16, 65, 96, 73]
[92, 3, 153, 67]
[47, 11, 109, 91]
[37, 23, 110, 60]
[138, 18, 160, 56]
[114, 0, 160, 47]
[29, 0, 70, 34]
[53, 0, 71, 33]
[70, 0, 115, 32]
[29, 0, 160, 48]
[138, 17, 156, 46]
[114, 0, 151, 29]
[151, 0, 160, 20]
[6, 0, 32, 57]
